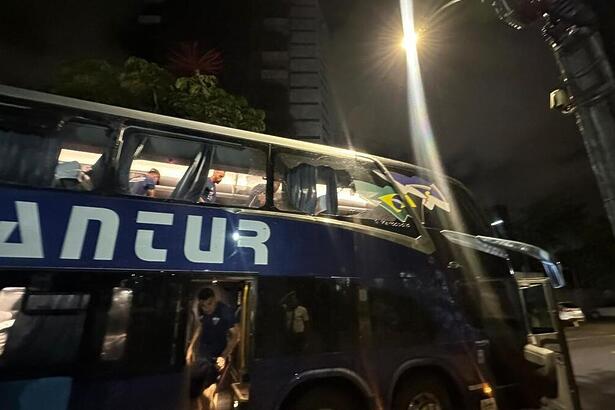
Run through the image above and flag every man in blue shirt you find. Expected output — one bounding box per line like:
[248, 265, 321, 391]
[187, 287, 239, 400]
[129, 168, 160, 197]
[199, 170, 225, 203]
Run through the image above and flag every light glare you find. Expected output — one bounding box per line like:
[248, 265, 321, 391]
[401, 31, 420, 50]
[490, 219, 505, 227]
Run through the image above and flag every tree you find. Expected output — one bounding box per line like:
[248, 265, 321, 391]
[53, 57, 265, 132]
[513, 194, 615, 289]
[166, 42, 223, 77]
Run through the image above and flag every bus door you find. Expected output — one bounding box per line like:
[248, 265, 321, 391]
[517, 277, 581, 410]
[186, 276, 255, 410]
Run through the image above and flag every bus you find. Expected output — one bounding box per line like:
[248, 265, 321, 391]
[0, 85, 578, 410]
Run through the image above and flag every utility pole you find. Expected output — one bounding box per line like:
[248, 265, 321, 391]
[491, 0, 615, 238]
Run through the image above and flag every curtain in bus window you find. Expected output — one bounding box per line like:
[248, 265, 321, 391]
[0, 107, 58, 186]
[0, 127, 61, 187]
[317, 166, 338, 215]
[117, 134, 150, 194]
[287, 163, 318, 214]
[171, 147, 213, 202]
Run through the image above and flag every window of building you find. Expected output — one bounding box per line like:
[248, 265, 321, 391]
[273, 149, 420, 237]
[119, 129, 267, 207]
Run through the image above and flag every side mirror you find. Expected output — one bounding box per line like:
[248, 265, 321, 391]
[477, 236, 565, 289]
[440, 230, 565, 288]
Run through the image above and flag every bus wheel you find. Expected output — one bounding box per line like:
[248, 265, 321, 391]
[393, 375, 453, 410]
[285, 385, 362, 410]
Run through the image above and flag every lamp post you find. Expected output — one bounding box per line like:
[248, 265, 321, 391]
[490, 0, 615, 239]
[401, 0, 464, 49]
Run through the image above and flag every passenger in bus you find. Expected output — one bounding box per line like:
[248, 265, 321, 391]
[186, 287, 240, 405]
[129, 168, 160, 197]
[246, 180, 280, 207]
[198, 169, 225, 203]
[53, 161, 93, 191]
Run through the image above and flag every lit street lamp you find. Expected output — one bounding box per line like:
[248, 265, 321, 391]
[401, 0, 463, 50]
[400, 31, 420, 50]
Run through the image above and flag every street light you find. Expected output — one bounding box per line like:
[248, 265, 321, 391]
[401, 0, 463, 50]
[401, 31, 421, 50]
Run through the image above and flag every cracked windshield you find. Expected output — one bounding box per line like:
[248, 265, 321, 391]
[1, 0, 615, 409]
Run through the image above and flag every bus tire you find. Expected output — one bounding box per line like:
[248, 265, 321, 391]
[392, 374, 454, 410]
[285, 385, 362, 410]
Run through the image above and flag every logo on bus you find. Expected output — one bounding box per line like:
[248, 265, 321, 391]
[0, 201, 271, 265]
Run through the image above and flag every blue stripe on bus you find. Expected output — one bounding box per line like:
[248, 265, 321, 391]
[0, 187, 428, 277]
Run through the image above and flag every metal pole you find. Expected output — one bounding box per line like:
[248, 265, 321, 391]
[488, 0, 615, 238]
[543, 17, 615, 237]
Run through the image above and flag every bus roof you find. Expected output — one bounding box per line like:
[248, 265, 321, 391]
[0, 84, 466, 189]
[0, 84, 360, 159]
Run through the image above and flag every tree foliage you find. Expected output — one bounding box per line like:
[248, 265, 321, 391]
[513, 194, 615, 288]
[53, 57, 265, 132]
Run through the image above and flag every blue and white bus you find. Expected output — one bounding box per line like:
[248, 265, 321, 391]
[0, 86, 578, 410]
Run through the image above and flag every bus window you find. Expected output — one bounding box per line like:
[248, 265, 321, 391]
[273, 150, 420, 237]
[56, 122, 114, 191]
[119, 130, 267, 207]
[0, 287, 89, 370]
[386, 165, 490, 235]
[207, 143, 268, 208]
[100, 288, 133, 361]
[0, 287, 24, 357]
[119, 131, 205, 200]
[521, 285, 555, 335]
[254, 277, 359, 358]
[0, 106, 114, 191]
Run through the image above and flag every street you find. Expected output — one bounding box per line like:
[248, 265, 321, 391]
[566, 321, 615, 410]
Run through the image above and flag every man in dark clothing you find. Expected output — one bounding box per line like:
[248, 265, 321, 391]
[129, 168, 160, 197]
[187, 288, 239, 400]
[199, 170, 225, 203]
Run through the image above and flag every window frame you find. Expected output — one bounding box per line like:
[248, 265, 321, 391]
[269, 147, 434, 248]
[113, 124, 270, 209]
[0, 105, 118, 192]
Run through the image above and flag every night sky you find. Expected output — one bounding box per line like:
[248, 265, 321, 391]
[323, 0, 603, 220]
[0, 0, 606, 222]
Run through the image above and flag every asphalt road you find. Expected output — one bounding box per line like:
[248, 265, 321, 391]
[565, 321, 615, 410]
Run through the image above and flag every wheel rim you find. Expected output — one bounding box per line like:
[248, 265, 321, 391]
[407, 392, 442, 410]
